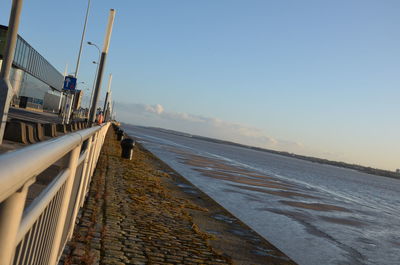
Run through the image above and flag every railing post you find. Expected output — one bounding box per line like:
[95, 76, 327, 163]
[67, 136, 93, 239]
[94, 131, 101, 164]
[88, 132, 99, 178]
[0, 184, 29, 265]
[48, 145, 80, 265]
[79, 135, 95, 207]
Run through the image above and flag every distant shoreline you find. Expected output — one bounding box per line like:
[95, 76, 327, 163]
[126, 124, 399, 181]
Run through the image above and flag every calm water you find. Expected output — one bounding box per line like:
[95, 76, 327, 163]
[123, 125, 400, 265]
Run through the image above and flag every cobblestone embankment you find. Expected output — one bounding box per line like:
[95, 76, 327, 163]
[60, 128, 296, 265]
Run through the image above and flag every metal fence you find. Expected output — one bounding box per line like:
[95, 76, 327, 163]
[0, 122, 110, 265]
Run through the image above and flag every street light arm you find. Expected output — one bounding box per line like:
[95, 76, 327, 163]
[87, 41, 101, 54]
[87, 41, 101, 114]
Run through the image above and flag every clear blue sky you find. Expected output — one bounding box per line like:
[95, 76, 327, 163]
[1, 0, 399, 170]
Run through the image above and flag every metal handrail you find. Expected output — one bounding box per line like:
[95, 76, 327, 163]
[0, 126, 100, 202]
[0, 122, 110, 265]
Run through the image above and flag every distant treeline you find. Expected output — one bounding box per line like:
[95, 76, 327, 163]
[149, 126, 400, 180]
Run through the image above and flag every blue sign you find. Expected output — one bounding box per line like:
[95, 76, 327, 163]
[63, 76, 77, 91]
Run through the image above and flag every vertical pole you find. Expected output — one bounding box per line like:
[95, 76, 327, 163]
[74, 0, 91, 79]
[0, 0, 24, 144]
[88, 9, 116, 126]
[103, 73, 112, 120]
[111, 100, 115, 120]
[61, 94, 68, 124]
[61, 64, 68, 123]
[66, 94, 74, 124]
[88, 59, 99, 118]
[62, 93, 73, 124]
[104, 90, 112, 121]
[0, 185, 29, 265]
[58, 63, 68, 114]
[57, 92, 64, 113]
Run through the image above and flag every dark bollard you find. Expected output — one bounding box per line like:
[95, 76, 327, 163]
[116, 129, 124, 141]
[120, 138, 135, 160]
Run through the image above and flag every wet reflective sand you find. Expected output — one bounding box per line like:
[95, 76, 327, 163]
[125, 126, 400, 265]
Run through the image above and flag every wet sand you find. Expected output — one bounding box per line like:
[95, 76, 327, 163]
[139, 142, 296, 264]
[125, 125, 400, 265]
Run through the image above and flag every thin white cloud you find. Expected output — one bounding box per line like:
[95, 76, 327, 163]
[145, 104, 164, 114]
[115, 102, 303, 152]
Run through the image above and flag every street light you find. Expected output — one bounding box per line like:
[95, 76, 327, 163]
[87, 41, 101, 119]
[88, 9, 115, 126]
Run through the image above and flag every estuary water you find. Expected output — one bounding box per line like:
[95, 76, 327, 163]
[123, 125, 400, 265]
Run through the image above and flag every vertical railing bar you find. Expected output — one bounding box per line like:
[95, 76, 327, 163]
[27, 217, 41, 264]
[79, 135, 94, 206]
[83, 126, 104, 206]
[41, 196, 56, 264]
[53, 184, 66, 261]
[64, 162, 82, 242]
[97, 130, 104, 162]
[13, 237, 25, 265]
[94, 132, 100, 168]
[71, 135, 93, 225]
[43, 183, 65, 264]
[38, 186, 60, 265]
[36, 195, 54, 265]
[89, 133, 98, 177]
[12, 243, 20, 265]
[29, 211, 45, 265]
[85, 137, 94, 182]
[67, 163, 88, 239]
[35, 194, 53, 265]
[27, 223, 38, 264]
[88, 135, 98, 183]
[98, 130, 103, 160]
[94, 131, 100, 167]
[19, 227, 33, 265]
[34, 213, 47, 265]
[24, 220, 40, 265]
[47, 184, 65, 264]
[78, 129, 100, 208]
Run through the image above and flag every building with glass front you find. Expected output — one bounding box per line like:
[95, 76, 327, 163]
[0, 25, 64, 111]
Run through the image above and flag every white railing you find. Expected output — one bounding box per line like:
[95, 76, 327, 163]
[0, 122, 110, 265]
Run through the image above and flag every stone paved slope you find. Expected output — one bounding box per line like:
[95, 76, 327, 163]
[60, 129, 296, 265]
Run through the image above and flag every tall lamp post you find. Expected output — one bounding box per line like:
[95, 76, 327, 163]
[88, 9, 116, 126]
[87, 61, 98, 116]
[103, 74, 112, 122]
[61, 0, 90, 125]
[87, 41, 100, 121]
